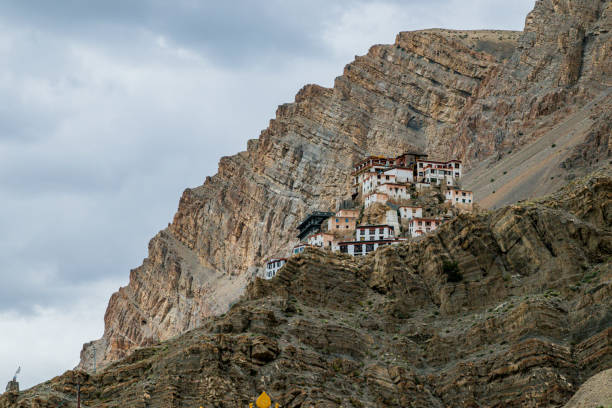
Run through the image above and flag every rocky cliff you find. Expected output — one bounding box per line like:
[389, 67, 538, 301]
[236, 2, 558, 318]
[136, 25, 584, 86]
[5, 170, 611, 407]
[80, 0, 611, 370]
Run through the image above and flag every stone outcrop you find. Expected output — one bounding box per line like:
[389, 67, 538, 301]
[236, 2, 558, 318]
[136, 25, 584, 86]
[562, 368, 612, 408]
[5, 170, 611, 407]
[80, 0, 611, 370]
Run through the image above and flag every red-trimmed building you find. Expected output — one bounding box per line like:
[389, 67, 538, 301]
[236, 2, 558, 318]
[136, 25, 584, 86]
[407, 217, 443, 237]
[445, 188, 474, 208]
[416, 159, 462, 185]
[356, 224, 395, 241]
[336, 239, 401, 256]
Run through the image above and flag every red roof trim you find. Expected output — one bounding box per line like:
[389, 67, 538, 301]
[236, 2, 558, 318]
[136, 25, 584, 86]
[338, 239, 401, 245]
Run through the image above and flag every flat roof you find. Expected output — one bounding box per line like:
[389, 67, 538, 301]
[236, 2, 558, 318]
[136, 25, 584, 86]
[356, 224, 393, 229]
[296, 211, 334, 230]
[386, 166, 413, 171]
[447, 188, 473, 192]
[310, 232, 335, 237]
[410, 217, 443, 222]
[338, 239, 400, 245]
[293, 243, 311, 248]
[417, 158, 462, 164]
[353, 156, 391, 165]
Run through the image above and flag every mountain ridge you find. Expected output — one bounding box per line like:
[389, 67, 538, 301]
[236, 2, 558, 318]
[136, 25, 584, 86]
[3, 168, 610, 407]
[76, 0, 611, 378]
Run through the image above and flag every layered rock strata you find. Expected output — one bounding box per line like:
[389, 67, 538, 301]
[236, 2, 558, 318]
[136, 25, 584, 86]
[81, 0, 611, 369]
[7, 170, 611, 408]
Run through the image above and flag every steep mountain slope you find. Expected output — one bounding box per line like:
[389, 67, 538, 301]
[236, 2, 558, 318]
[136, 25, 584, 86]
[80, 0, 611, 370]
[4, 170, 611, 407]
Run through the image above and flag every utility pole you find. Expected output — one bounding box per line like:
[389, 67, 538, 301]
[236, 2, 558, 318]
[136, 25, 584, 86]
[93, 346, 97, 374]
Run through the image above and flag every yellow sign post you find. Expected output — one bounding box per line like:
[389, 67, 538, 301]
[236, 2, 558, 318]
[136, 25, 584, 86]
[249, 391, 279, 408]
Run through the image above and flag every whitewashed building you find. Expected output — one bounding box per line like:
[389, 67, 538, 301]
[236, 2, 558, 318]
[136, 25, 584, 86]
[351, 156, 394, 195]
[407, 218, 443, 238]
[361, 172, 397, 195]
[399, 206, 423, 220]
[337, 239, 401, 256]
[364, 192, 389, 208]
[308, 232, 335, 249]
[292, 243, 310, 255]
[356, 225, 395, 241]
[378, 183, 410, 201]
[264, 258, 287, 279]
[416, 159, 462, 184]
[445, 188, 474, 210]
[422, 166, 456, 186]
[383, 167, 414, 183]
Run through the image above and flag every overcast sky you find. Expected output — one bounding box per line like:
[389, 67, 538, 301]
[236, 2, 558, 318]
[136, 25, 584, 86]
[0, 0, 535, 389]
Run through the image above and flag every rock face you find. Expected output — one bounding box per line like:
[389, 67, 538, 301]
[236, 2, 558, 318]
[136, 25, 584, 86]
[6, 171, 611, 407]
[562, 368, 612, 408]
[80, 0, 611, 370]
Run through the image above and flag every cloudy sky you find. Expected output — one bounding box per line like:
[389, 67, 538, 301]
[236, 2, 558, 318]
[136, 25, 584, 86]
[0, 0, 535, 389]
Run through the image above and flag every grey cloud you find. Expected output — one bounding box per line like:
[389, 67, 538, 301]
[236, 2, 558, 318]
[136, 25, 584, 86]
[0, 1, 343, 64]
[0, 0, 535, 388]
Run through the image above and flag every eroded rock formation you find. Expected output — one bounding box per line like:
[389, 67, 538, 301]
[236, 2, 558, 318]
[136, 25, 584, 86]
[80, 0, 611, 370]
[5, 170, 611, 407]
